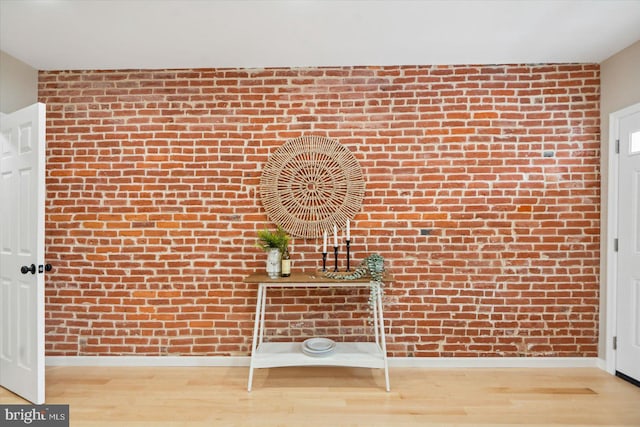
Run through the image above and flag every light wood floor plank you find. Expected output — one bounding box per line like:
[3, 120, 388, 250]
[1, 367, 639, 426]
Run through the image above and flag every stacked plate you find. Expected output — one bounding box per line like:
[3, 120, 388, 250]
[302, 337, 336, 357]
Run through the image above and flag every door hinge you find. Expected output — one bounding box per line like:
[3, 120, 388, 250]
[613, 336, 617, 350]
[614, 238, 619, 252]
[615, 139, 620, 154]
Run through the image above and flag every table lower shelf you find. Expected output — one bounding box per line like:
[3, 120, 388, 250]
[251, 342, 386, 369]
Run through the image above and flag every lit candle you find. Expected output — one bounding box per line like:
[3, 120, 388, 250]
[333, 224, 338, 247]
[323, 231, 327, 253]
[346, 220, 350, 241]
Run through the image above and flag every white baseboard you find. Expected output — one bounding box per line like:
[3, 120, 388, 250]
[47, 356, 602, 369]
[388, 357, 601, 368]
[46, 356, 250, 367]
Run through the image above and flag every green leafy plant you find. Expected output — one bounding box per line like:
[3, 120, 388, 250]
[255, 226, 290, 253]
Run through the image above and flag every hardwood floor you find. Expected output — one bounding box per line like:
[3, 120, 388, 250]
[1, 366, 639, 426]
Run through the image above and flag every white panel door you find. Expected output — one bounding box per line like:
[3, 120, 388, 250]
[0, 103, 46, 404]
[617, 106, 640, 382]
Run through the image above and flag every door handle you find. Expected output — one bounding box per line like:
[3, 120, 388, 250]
[20, 264, 52, 274]
[20, 264, 36, 275]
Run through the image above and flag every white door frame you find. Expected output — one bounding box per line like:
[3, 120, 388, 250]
[605, 102, 640, 374]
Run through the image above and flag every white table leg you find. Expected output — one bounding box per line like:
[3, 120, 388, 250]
[372, 283, 380, 346]
[375, 285, 390, 392]
[247, 283, 265, 392]
[258, 283, 267, 346]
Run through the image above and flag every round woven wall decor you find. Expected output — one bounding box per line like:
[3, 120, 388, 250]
[260, 135, 365, 238]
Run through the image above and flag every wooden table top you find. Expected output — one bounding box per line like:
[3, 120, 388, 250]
[243, 270, 392, 284]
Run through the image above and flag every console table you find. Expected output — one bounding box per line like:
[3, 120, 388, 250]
[244, 271, 391, 391]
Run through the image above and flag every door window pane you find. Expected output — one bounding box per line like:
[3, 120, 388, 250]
[632, 131, 640, 153]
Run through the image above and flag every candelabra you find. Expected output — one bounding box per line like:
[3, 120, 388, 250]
[322, 252, 327, 272]
[333, 246, 339, 272]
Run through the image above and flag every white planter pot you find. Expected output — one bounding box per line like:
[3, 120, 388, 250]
[266, 248, 281, 279]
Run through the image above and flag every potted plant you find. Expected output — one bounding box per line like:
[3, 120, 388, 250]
[256, 226, 290, 278]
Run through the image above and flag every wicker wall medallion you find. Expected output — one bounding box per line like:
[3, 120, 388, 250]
[260, 135, 365, 238]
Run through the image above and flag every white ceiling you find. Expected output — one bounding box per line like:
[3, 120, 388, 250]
[1, 0, 640, 71]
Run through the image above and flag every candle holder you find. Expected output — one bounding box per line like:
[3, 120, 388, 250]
[346, 240, 351, 271]
[322, 252, 327, 272]
[333, 246, 339, 272]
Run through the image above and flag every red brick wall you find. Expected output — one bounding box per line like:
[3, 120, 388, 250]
[39, 64, 600, 357]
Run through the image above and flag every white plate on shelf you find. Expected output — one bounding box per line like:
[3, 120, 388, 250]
[302, 345, 336, 357]
[302, 338, 336, 356]
[303, 338, 335, 352]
